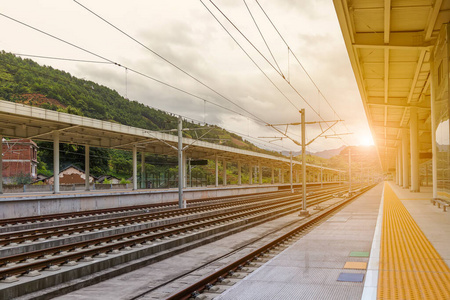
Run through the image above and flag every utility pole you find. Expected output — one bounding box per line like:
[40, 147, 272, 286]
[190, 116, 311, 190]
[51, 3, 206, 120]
[348, 147, 352, 193]
[290, 151, 293, 193]
[260, 109, 344, 217]
[299, 109, 309, 216]
[320, 163, 323, 189]
[178, 116, 185, 208]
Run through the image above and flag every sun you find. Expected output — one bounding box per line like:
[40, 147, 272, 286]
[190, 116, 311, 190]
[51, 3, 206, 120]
[359, 135, 374, 146]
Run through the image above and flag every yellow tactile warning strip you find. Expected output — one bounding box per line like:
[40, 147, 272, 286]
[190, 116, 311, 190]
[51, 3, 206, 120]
[344, 261, 367, 270]
[378, 183, 450, 299]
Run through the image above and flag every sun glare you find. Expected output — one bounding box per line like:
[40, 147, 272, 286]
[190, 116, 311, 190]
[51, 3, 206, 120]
[359, 135, 374, 146]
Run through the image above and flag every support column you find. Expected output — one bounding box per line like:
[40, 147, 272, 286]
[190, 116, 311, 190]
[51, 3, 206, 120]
[222, 159, 227, 186]
[320, 164, 323, 188]
[177, 117, 185, 208]
[259, 162, 262, 185]
[290, 152, 293, 192]
[271, 166, 274, 184]
[85, 145, 90, 191]
[183, 154, 187, 188]
[132, 145, 137, 191]
[430, 59, 438, 199]
[0, 135, 2, 194]
[398, 144, 403, 186]
[395, 153, 398, 185]
[215, 153, 219, 187]
[300, 108, 308, 215]
[348, 147, 352, 192]
[53, 132, 60, 194]
[402, 129, 410, 189]
[410, 106, 420, 192]
[281, 169, 284, 183]
[141, 152, 145, 189]
[238, 161, 242, 185]
[249, 165, 253, 184]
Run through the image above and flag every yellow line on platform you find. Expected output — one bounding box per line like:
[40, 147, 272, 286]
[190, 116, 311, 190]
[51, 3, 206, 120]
[378, 183, 450, 299]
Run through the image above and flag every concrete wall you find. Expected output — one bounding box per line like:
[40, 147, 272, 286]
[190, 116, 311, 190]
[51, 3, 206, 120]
[0, 185, 279, 219]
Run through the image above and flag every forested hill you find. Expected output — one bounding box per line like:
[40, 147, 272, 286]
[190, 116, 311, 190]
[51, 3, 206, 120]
[0, 51, 280, 156]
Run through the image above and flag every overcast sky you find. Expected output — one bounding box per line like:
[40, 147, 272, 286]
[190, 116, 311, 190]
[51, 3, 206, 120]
[0, 0, 373, 153]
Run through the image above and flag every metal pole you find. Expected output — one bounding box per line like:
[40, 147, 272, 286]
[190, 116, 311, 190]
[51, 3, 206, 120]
[259, 161, 262, 185]
[348, 147, 352, 193]
[141, 151, 145, 189]
[320, 163, 323, 189]
[300, 109, 308, 216]
[290, 151, 293, 193]
[238, 161, 242, 185]
[189, 158, 192, 187]
[178, 116, 185, 208]
[215, 153, 218, 187]
[85, 145, 90, 191]
[53, 132, 60, 194]
[223, 159, 227, 186]
[132, 145, 137, 190]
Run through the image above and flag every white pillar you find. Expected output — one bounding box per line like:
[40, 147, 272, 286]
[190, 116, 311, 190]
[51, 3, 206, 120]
[410, 106, 420, 192]
[259, 162, 262, 184]
[238, 161, 242, 185]
[271, 166, 275, 184]
[402, 129, 410, 189]
[398, 144, 403, 186]
[430, 58, 438, 199]
[132, 145, 137, 190]
[141, 152, 145, 189]
[289, 153, 293, 192]
[249, 165, 253, 184]
[215, 153, 219, 187]
[53, 132, 60, 194]
[85, 145, 90, 191]
[222, 159, 227, 186]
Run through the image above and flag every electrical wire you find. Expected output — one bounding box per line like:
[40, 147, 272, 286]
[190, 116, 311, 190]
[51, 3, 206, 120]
[206, 1, 349, 145]
[72, 0, 273, 130]
[200, 0, 300, 112]
[0, 13, 269, 125]
[243, 0, 283, 77]
[255, 0, 352, 134]
[11, 53, 112, 64]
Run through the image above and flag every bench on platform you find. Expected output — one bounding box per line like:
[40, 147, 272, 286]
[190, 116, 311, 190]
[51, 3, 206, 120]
[431, 198, 449, 212]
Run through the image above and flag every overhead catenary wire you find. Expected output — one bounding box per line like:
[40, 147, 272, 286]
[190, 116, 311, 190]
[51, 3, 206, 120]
[255, 0, 352, 134]
[11, 53, 112, 64]
[199, 0, 300, 112]
[207, 0, 349, 145]
[0, 13, 271, 126]
[243, 0, 283, 77]
[73, 0, 272, 130]
[1, 9, 298, 150]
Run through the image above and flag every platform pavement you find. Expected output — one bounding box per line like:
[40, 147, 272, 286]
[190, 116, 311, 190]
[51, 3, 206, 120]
[218, 182, 450, 300]
[218, 183, 384, 300]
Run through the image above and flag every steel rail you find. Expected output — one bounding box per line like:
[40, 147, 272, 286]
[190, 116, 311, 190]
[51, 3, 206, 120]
[166, 184, 376, 300]
[0, 188, 344, 280]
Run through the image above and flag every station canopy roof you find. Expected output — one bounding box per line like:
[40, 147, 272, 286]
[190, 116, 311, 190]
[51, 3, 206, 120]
[334, 0, 450, 172]
[0, 100, 342, 172]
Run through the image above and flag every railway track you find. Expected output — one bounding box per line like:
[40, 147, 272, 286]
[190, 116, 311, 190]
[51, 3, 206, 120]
[162, 184, 375, 300]
[0, 184, 360, 299]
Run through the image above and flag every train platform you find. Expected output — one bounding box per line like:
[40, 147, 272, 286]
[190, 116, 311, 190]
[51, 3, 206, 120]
[217, 182, 450, 300]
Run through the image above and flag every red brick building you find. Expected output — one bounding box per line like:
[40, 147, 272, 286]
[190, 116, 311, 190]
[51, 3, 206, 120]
[2, 139, 38, 182]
